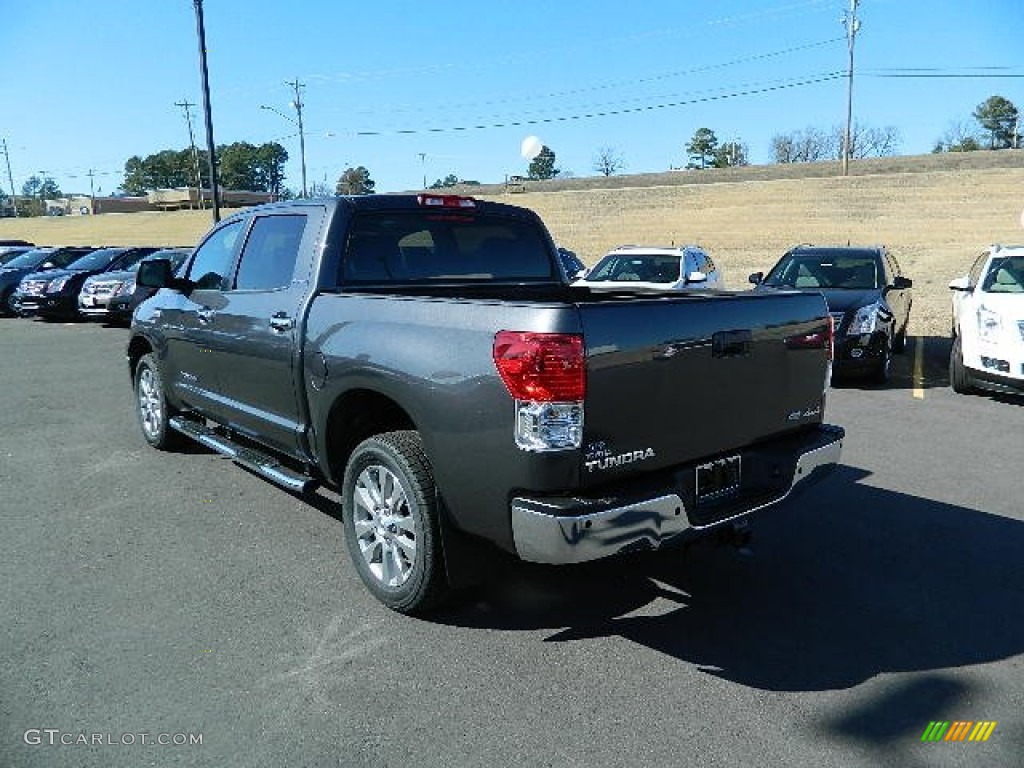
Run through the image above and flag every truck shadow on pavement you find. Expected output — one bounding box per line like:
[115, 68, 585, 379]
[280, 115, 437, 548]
[440, 465, 1024, 693]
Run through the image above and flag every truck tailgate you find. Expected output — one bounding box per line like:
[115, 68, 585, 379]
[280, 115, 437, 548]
[577, 290, 830, 487]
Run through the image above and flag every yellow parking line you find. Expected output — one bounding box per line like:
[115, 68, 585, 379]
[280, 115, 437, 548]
[912, 336, 925, 399]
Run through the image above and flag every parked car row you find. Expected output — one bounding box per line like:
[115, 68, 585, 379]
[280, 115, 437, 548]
[0, 244, 191, 323]
[569, 241, 913, 385]
[4, 231, 1019, 400]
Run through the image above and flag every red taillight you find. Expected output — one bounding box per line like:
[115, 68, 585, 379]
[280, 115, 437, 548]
[417, 194, 477, 209]
[493, 331, 585, 401]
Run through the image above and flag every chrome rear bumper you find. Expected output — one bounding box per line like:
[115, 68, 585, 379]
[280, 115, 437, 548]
[511, 425, 843, 564]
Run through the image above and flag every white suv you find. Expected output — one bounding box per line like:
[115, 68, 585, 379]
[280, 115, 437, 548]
[573, 245, 722, 291]
[949, 244, 1024, 396]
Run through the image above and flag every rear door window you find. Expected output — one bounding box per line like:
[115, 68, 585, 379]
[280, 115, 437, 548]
[233, 214, 307, 291]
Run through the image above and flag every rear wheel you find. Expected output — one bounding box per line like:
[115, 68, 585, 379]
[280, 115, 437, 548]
[949, 334, 975, 395]
[341, 431, 449, 615]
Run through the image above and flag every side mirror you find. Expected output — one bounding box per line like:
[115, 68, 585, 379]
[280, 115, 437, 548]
[948, 276, 970, 292]
[137, 258, 174, 290]
[893, 276, 913, 289]
[686, 270, 707, 284]
[748, 271, 764, 285]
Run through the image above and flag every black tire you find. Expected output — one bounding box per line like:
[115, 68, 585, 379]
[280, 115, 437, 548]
[133, 353, 183, 449]
[949, 334, 975, 395]
[1, 289, 18, 317]
[871, 337, 892, 385]
[892, 325, 908, 354]
[341, 431, 449, 615]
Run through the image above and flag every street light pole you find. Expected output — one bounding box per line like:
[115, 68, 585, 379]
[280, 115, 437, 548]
[193, 0, 221, 222]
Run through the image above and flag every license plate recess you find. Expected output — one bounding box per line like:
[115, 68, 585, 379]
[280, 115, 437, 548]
[695, 455, 741, 502]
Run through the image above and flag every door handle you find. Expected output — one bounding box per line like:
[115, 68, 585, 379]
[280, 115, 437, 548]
[269, 313, 293, 332]
[197, 308, 215, 324]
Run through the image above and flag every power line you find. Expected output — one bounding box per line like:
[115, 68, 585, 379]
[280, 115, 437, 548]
[331, 37, 847, 119]
[352, 73, 845, 136]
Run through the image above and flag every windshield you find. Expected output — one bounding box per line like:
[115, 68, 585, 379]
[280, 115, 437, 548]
[585, 253, 682, 283]
[65, 248, 125, 272]
[982, 256, 1024, 294]
[764, 251, 881, 290]
[112, 249, 155, 272]
[2, 249, 54, 270]
[0, 248, 30, 265]
[147, 249, 191, 272]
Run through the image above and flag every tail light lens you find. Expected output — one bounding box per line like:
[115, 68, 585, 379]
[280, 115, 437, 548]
[493, 332, 585, 401]
[493, 331, 585, 451]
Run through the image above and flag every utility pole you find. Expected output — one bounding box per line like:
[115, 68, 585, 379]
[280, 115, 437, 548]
[192, 0, 221, 222]
[175, 98, 204, 205]
[87, 169, 96, 212]
[285, 78, 308, 197]
[841, 0, 860, 177]
[418, 152, 427, 188]
[1, 138, 18, 217]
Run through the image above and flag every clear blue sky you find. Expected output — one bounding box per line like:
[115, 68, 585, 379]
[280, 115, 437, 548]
[1, 0, 1021, 197]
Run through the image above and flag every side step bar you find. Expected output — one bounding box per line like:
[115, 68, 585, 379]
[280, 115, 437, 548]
[169, 416, 317, 495]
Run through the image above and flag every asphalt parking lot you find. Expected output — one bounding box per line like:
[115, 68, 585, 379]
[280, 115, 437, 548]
[2, 319, 1022, 768]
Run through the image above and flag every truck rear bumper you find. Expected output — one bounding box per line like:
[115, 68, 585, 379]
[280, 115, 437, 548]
[510, 424, 844, 564]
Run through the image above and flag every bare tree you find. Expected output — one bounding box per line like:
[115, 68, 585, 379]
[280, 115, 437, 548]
[832, 122, 901, 159]
[933, 119, 983, 153]
[592, 147, 625, 177]
[771, 127, 835, 163]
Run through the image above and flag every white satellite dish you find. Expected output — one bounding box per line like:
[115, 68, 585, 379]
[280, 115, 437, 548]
[521, 135, 543, 160]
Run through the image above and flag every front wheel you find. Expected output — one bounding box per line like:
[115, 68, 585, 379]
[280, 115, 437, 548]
[949, 334, 975, 395]
[341, 431, 449, 615]
[892, 325, 908, 353]
[2, 289, 18, 317]
[134, 353, 183, 449]
[871, 338, 892, 385]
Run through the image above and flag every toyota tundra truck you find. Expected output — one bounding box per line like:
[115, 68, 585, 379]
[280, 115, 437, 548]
[128, 193, 844, 614]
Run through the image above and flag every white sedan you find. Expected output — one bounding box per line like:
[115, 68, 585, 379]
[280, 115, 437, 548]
[573, 245, 723, 291]
[949, 244, 1024, 396]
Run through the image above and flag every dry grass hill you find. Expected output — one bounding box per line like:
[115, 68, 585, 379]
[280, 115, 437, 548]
[4, 151, 1023, 337]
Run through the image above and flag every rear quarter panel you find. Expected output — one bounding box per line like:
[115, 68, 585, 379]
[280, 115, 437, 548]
[304, 293, 583, 550]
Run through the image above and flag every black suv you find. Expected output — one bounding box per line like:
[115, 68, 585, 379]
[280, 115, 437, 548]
[0, 247, 97, 316]
[750, 245, 913, 383]
[13, 247, 157, 320]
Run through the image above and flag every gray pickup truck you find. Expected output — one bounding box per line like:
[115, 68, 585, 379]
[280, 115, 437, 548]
[129, 193, 844, 614]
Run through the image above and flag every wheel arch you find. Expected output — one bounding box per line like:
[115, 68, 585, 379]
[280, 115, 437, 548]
[324, 388, 417, 486]
[126, 335, 154, 382]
